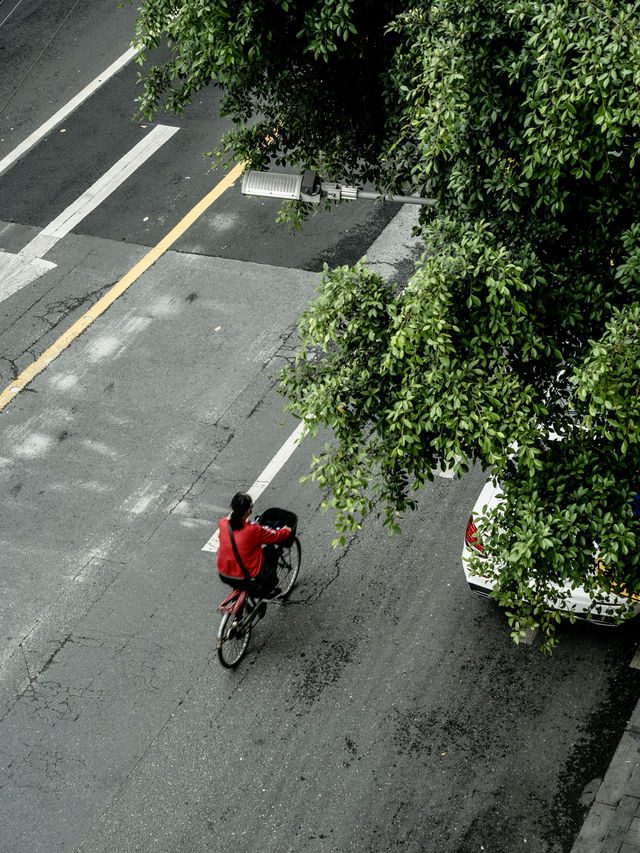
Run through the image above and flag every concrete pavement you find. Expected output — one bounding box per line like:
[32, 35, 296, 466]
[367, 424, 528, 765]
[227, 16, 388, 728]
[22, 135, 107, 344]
[572, 701, 640, 852]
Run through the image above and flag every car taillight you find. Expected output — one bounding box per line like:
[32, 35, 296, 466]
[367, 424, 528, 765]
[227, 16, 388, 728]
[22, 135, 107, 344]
[465, 516, 486, 556]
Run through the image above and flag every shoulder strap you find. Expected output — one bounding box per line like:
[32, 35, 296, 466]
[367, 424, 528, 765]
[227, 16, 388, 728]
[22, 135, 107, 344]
[227, 521, 253, 583]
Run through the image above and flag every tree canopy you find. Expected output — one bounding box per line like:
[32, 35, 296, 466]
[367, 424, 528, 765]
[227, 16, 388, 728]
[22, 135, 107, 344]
[127, 0, 407, 184]
[129, 0, 640, 649]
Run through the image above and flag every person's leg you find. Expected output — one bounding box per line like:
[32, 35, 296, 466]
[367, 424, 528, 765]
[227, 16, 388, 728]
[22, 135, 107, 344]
[256, 545, 279, 593]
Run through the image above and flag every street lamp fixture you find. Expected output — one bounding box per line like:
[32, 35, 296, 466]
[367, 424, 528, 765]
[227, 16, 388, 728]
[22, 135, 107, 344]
[241, 169, 436, 206]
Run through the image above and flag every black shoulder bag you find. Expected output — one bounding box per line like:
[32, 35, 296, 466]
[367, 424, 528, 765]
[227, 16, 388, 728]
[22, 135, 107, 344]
[227, 521, 254, 586]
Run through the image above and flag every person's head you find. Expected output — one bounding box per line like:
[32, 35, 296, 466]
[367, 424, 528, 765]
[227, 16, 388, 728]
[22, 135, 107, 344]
[229, 492, 252, 530]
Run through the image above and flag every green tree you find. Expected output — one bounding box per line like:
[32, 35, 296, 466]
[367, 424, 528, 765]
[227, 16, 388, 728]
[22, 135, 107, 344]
[129, 0, 640, 649]
[126, 0, 407, 184]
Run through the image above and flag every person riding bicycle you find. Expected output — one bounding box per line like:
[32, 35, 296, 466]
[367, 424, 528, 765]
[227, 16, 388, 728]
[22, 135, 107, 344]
[217, 492, 292, 599]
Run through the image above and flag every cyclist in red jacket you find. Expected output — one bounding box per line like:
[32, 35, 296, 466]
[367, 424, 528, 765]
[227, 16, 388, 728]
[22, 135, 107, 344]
[217, 492, 291, 598]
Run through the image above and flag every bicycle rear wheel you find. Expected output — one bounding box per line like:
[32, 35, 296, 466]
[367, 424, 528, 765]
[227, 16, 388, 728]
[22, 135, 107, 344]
[217, 606, 252, 667]
[275, 537, 301, 599]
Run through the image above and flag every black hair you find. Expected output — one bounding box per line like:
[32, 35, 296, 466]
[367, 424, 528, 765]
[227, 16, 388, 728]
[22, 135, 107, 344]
[229, 492, 252, 530]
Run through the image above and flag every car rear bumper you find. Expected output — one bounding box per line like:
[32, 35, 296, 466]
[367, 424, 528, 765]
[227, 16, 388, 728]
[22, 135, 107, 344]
[461, 545, 640, 624]
[468, 581, 492, 597]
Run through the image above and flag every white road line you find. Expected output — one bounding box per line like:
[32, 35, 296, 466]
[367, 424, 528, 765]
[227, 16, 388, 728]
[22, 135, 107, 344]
[0, 0, 27, 29]
[0, 125, 179, 304]
[202, 421, 306, 554]
[435, 466, 456, 480]
[41, 124, 179, 240]
[0, 253, 56, 301]
[434, 454, 464, 479]
[0, 45, 140, 177]
[630, 647, 640, 669]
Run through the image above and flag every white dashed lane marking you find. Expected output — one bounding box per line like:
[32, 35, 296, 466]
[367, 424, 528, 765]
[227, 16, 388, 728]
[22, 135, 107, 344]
[0, 46, 140, 177]
[202, 422, 306, 554]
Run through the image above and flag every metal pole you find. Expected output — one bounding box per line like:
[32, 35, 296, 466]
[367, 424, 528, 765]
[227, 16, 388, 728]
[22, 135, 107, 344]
[355, 190, 436, 206]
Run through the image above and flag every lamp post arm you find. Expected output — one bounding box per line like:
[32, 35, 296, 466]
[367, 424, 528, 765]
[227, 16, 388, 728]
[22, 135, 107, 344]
[241, 170, 436, 207]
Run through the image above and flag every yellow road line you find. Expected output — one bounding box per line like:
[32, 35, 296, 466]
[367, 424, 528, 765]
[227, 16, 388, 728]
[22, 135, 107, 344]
[0, 160, 245, 413]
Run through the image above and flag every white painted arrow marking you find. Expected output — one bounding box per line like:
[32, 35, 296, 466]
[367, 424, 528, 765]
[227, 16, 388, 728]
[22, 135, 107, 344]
[0, 124, 179, 303]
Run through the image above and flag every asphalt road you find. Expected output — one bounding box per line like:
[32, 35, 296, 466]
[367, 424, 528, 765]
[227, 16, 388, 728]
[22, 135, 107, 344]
[1, 5, 640, 853]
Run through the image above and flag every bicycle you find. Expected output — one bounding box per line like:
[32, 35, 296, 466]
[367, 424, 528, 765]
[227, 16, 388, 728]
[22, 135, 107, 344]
[216, 508, 301, 668]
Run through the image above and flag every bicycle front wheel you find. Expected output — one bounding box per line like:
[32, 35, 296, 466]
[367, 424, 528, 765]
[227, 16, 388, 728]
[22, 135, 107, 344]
[217, 606, 252, 667]
[275, 537, 301, 599]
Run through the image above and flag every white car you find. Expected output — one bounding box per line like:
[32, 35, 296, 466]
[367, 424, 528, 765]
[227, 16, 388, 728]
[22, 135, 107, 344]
[462, 480, 640, 626]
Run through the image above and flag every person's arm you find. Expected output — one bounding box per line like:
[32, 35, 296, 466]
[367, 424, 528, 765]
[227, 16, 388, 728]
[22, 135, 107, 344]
[252, 523, 292, 545]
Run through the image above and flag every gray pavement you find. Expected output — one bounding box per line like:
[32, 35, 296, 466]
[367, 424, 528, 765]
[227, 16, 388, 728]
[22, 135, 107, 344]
[1, 199, 639, 851]
[572, 702, 640, 852]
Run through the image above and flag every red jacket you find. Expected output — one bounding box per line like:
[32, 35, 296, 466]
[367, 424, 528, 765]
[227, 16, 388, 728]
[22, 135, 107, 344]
[217, 518, 290, 578]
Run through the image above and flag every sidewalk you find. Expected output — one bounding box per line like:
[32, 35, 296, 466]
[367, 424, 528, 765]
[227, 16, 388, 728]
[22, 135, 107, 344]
[572, 693, 640, 851]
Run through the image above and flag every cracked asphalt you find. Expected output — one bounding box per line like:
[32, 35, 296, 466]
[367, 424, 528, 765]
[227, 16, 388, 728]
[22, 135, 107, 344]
[2, 232, 640, 852]
[2, 3, 640, 849]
